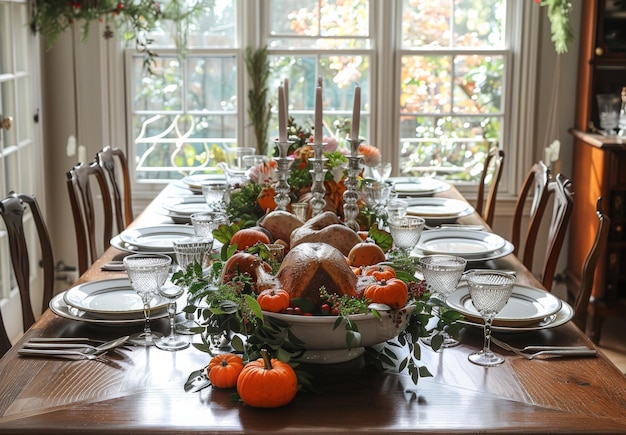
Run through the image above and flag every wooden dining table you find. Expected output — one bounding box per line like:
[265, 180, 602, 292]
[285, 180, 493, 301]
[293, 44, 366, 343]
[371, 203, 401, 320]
[1, 181, 626, 434]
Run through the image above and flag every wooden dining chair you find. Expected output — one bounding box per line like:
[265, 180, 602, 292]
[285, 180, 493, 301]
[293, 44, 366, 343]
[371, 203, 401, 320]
[66, 160, 114, 275]
[511, 161, 550, 256]
[572, 197, 610, 334]
[522, 173, 574, 292]
[96, 146, 134, 233]
[475, 147, 505, 228]
[0, 192, 54, 356]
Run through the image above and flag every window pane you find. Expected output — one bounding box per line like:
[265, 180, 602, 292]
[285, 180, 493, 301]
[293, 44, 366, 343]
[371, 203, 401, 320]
[133, 57, 183, 112]
[269, 0, 369, 49]
[269, 54, 370, 142]
[149, 0, 236, 48]
[401, 55, 453, 114]
[402, 0, 504, 49]
[186, 56, 237, 112]
[453, 54, 503, 114]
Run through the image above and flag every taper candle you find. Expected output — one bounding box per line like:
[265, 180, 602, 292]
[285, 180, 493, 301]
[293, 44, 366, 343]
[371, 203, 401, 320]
[278, 85, 287, 142]
[351, 84, 361, 139]
[314, 85, 323, 143]
[284, 78, 289, 132]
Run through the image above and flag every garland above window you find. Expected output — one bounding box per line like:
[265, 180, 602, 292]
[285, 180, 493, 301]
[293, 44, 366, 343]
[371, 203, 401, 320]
[29, 0, 214, 71]
[536, 0, 574, 54]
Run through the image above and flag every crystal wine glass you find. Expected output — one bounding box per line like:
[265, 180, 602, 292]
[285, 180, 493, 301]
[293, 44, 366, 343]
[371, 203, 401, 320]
[190, 211, 229, 238]
[465, 270, 515, 366]
[155, 278, 190, 351]
[173, 236, 214, 335]
[371, 162, 392, 183]
[388, 216, 425, 256]
[201, 181, 229, 212]
[123, 253, 172, 346]
[419, 255, 467, 348]
[363, 181, 391, 226]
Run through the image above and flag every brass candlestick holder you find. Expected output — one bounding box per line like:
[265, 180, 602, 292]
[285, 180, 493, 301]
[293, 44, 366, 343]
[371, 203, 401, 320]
[309, 142, 328, 217]
[343, 138, 363, 231]
[273, 140, 294, 211]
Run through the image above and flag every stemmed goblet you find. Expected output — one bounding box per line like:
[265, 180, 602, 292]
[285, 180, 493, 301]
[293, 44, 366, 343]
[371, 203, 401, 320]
[156, 278, 189, 351]
[419, 255, 467, 348]
[190, 211, 229, 239]
[201, 181, 229, 212]
[123, 253, 172, 346]
[465, 270, 515, 366]
[173, 236, 214, 335]
[388, 216, 426, 256]
[363, 181, 391, 226]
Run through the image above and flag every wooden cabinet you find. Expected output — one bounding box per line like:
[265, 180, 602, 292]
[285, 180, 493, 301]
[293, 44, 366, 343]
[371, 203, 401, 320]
[568, 1, 626, 342]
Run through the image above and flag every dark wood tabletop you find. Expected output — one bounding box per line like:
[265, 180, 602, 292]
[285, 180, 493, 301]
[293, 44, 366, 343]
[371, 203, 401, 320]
[1, 182, 625, 434]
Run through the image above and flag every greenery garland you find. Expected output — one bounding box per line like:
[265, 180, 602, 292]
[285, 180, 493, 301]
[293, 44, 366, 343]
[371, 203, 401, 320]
[245, 46, 272, 156]
[537, 0, 574, 54]
[30, 0, 214, 71]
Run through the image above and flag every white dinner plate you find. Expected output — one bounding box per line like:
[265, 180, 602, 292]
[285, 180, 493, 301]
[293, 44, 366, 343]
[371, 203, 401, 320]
[64, 278, 168, 316]
[392, 177, 451, 196]
[406, 198, 474, 219]
[446, 283, 563, 327]
[182, 174, 226, 192]
[459, 300, 574, 333]
[161, 196, 211, 216]
[111, 235, 176, 255]
[119, 224, 196, 251]
[417, 229, 507, 258]
[412, 240, 514, 263]
[50, 293, 168, 326]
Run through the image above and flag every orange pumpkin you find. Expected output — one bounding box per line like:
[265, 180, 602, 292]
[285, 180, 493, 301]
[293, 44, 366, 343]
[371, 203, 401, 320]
[362, 264, 396, 281]
[347, 241, 387, 267]
[257, 288, 291, 313]
[363, 278, 408, 310]
[208, 353, 244, 389]
[236, 350, 298, 408]
[230, 228, 272, 251]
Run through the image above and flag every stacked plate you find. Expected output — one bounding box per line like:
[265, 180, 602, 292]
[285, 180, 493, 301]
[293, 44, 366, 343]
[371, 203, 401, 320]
[414, 229, 513, 262]
[111, 224, 197, 254]
[160, 196, 211, 223]
[405, 198, 475, 224]
[50, 278, 169, 326]
[180, 174, 227, 193]
[390, 177, 451, 197]
[446, 283, 573, 332]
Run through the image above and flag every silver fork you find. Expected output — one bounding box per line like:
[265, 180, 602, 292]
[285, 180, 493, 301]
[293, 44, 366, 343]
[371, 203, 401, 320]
[17, 348, 113, 362]
[491, 336, 597, 360]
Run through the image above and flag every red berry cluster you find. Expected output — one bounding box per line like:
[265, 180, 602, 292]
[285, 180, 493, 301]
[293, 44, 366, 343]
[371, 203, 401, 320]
[407, 280, 427, 300]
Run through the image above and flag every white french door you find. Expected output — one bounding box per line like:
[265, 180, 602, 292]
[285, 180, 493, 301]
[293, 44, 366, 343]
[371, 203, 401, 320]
[0, 0, 45, 343]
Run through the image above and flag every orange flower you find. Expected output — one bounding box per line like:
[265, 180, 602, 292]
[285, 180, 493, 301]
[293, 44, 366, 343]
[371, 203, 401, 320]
[358, 144, 381, 167]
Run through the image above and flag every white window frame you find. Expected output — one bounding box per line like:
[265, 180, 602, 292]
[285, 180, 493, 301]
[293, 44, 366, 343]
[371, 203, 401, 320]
[109, 0, 539, 210]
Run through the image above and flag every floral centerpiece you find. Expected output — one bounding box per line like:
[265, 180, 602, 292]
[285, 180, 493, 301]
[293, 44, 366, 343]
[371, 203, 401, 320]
[226, 116, 382, 224]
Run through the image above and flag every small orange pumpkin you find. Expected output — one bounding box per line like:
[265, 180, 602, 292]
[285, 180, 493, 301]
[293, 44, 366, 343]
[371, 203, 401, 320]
[362, 264, 396, 281]
[257, 288, 291, 313]
[237, 350, 298, 408]
[208, 353, 244, 389]
[363, 278, 408, 310]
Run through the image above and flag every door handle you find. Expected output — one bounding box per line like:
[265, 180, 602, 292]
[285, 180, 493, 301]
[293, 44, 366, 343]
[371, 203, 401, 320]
[1, 115, 12, 130]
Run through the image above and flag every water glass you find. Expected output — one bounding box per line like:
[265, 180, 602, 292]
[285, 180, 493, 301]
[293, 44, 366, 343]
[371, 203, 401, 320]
[465, 271, 515, 367]
[363, 181, 391, 226]
[201, 181, 228, 211]
[372, 162, 392, 183]
[388, 216, 425, 256]
[123, 254, 172, 346]
[419, 255, 467, 348]
[156, 279, 189, 352]
[386, 198, 409, 223]
[190, 212, 229, 239]
[227, 146, 256, 170]
[291, 202, 309, 222]
[173, 236, 214, 335]
[597, 93, 620, 135]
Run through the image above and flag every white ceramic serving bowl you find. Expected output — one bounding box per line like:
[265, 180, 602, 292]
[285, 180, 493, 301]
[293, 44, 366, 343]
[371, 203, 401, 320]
[262, 304, 416, 351]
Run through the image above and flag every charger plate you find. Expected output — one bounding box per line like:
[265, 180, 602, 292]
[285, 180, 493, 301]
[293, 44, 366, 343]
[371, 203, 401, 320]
[64, 278, 168, 316]
[417, 229, 506, 258]
[446, 283, 563, 327]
